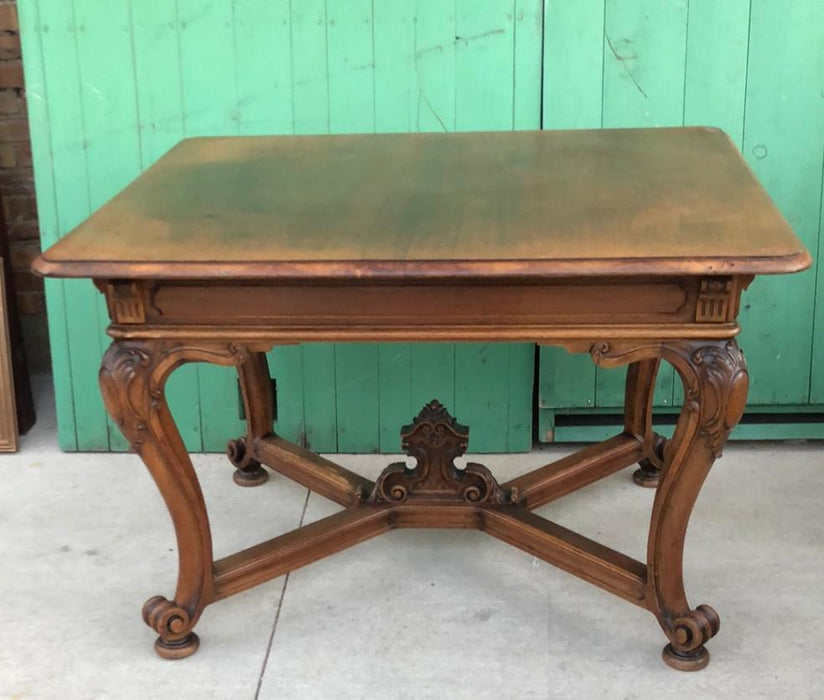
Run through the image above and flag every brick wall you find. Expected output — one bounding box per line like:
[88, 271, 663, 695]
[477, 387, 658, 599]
[0, 0, 48, 371]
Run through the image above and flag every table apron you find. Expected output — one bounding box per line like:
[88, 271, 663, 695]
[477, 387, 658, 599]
[99, 276, 748, 343]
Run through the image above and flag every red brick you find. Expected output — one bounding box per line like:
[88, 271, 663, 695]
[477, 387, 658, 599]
[0, 89, 22, 114]
[17, 141, 29, 166]
[0, 117, 28, 141]
[3, 192, 37, 222]
[0, 60, 23, 88]
[0, 168, 34, 194]
[7, 219, 39, 239]
[0, 34, 20, 60]
[0, 140, 29, 167]
[12, 270, 44, 292]
[0, 2, 18, 31]
[0, 141, 14, 167]
[16, 291, 45, 315]
[9, 239, 40, 270]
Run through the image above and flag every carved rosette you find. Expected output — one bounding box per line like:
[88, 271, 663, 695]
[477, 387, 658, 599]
[370, 400, 509, 505]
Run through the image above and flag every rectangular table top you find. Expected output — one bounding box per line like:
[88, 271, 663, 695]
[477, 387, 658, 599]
[33, 127, 809, 281]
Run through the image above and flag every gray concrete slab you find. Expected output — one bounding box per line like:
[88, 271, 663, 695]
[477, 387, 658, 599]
[2, 377, 823, 699]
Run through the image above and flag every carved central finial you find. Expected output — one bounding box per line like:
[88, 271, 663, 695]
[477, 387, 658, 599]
[400, 399, 469, 460]
[369, 399, 510, 505]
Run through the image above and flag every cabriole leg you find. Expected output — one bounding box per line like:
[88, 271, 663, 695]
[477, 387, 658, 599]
[100, 339, 253, 658]
[624, 359, 667, 488]
[227, 352, 274, 487]
[647, 339, 748, 670]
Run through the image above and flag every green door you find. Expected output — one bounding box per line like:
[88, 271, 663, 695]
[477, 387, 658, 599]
[20, 1, 824, 451]
[538, 1, 824, 442]
[20, 0, 543, 453]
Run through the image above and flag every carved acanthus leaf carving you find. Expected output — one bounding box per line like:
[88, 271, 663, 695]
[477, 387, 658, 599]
[670, 340, 748, 458]
[99, 341, 256, 453]
[99, 344, 153, 451]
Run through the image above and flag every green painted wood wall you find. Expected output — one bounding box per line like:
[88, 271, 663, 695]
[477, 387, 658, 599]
[19, 0, 542, 453]
[537, 0, 824, 441]
[19, 1, 824, 452]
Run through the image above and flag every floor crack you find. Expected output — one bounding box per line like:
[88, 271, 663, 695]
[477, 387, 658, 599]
[253, 488, 312, 699]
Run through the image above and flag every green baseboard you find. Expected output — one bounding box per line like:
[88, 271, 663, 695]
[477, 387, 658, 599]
[539, 406, 824, 443]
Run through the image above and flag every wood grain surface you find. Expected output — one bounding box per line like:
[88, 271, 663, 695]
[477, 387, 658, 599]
[33, 128, 809, 280]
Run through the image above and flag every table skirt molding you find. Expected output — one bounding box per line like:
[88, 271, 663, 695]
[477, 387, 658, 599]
[98, 334, 748, 671]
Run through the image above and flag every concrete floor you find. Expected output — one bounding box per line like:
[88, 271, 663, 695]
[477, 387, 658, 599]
[1, 378, 823, 699]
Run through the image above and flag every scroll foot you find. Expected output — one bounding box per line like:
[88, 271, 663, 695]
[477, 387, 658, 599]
[143, 595, 202, 660]
[632, 434, 666, 488]
[155, 632, 200, 660]
[662, 643, 709, 671]
[632, 460, 660, 488]
[232, 463, 269, 487]
[660, 604, 720, 672]
[227, 437, 269, 487]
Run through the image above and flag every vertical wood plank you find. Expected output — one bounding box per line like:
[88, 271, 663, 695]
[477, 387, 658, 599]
[75, 0, 144, 452]
[739, 0, 824, 404]
[452, 0, 535, 452]
[18, 0, 77, 449]
[373, 3, 414, 450]
[411, 0, 456, 132]
[455, 0, 514, 131]
[326, 0, 379, 451]
[538, 2, 604, 421]
[602, 0, 689, 128]
[410, 343, 455, 415]
[130, 0, 186, 161]
[270, 345, 305, 445]
[373, 0, 414, 133]
[233, 0, 294, 134]
[596, 0, 688, 408]
[327, 0, 374, 134]
[811, 154, 824, 403]
[38, 0, 109, 450]
[233, 1, 304, 448]
[539, 346, 595, 410]
[505, 343, 535, 451]
[335, 344, 380, 452]
[378, 344, 412, 452]
[455, 343, 511, 453]
[176, 0, 243, 451]
[402, 0, 458, 443]
[301, 343, 337, 452]
[291, 0, 329, 134]
[176, 0, 238, 136]
[512, 0, 543, 130]
[542, 0, 604, 129]
[683, 0, 750, 146]
[373, 1, 454, 451]
[455, 343, 535, 453]
[288, 1, 338, 451]
[131, 0, 201, 450]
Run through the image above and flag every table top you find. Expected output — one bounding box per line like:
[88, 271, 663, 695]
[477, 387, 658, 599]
[33, 127, 810, 280]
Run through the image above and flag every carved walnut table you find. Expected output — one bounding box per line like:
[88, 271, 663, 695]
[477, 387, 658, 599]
[33, 128, 810, 671]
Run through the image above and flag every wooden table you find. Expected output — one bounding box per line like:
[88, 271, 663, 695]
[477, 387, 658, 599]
[34, 128, 810, 671]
